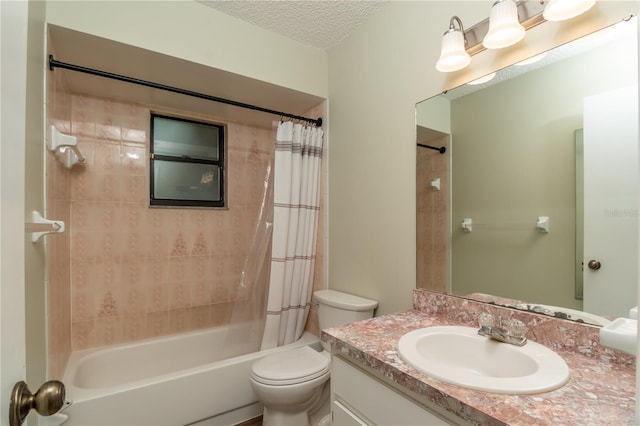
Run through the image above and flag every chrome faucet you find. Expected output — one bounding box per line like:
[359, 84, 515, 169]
[477, 313, 527, 346]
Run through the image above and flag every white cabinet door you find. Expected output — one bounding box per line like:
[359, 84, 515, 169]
[332, 401, 369, 426]
[331, 356, 454, 426]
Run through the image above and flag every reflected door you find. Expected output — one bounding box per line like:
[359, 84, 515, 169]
[583, 86, 639, 318]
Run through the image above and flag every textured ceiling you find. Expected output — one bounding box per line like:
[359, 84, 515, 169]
[198, 0, 388, 50]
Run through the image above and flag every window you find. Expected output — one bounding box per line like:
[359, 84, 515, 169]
[150, 114, 225, 208]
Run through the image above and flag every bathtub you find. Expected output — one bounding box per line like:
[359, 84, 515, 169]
[60, 324, 319, 425]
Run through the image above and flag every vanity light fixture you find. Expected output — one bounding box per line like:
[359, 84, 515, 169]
[483, 0, 526, 49]
[435, 16, 471, 72]
[436, 0, 598, 72]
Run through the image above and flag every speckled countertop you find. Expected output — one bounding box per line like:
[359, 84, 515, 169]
[322, 290, 636, 425]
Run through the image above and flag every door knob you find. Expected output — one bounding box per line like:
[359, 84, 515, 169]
[10, 380, 66, 426]
[587, 260, 602, 270]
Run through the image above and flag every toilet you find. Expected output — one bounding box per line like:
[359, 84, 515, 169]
[250, 289, 378, 426]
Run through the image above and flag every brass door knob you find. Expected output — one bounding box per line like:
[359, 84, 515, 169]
[587, 260, 602, 270]
[10, 380, 66, 426]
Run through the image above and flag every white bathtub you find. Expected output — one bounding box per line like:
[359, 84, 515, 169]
[60, 324, 319, 425]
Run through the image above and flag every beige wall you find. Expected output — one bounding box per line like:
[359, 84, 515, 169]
[327, 1, 639, 315]
[45, 1, 328, 98]
[327, 2, 483, 315]
[416, 96, 451, 134]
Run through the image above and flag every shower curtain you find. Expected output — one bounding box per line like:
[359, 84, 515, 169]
[261, 121, 324, 349]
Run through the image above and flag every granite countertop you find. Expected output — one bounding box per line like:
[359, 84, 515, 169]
[322, 291, 636, 425]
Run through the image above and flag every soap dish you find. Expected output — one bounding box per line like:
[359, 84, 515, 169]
[599, 318, 637, 356]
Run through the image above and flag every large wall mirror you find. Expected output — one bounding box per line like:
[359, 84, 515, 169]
[416, 18, 638, 326]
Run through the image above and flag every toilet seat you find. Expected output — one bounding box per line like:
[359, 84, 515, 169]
[251, 346, 331, 386]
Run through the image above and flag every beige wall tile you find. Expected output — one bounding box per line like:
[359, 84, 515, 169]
[47, 93, 325, 354]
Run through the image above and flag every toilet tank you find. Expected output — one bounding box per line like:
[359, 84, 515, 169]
[313, 289, 378, 331]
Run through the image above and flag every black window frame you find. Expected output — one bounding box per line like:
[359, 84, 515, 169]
[149, 113, 226, 208]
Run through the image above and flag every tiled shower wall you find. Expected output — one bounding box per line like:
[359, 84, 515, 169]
[46, 87, 325, 378]
[416, 135, 449, 293]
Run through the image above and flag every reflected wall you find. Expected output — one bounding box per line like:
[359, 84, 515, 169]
[416, 130, 450, 293]
[449, 33, 636, 309]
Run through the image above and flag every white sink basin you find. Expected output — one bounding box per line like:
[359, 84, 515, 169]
[398, 326, 570, 394]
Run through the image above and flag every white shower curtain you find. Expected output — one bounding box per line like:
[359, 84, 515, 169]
[261, 121, 324, 349]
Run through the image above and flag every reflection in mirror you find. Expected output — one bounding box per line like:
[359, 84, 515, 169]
[416, 126, 450, 294]
[416, 18, 638, 326]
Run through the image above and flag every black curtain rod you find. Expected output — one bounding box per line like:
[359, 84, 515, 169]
[417, 143, 446, 154]
[48, 55, 323, 127]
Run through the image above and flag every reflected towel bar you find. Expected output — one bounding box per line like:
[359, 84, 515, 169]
[417, 143, 446, 154]
[459, 216, 550, 233]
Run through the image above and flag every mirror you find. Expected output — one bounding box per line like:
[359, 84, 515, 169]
[416, 19, 638, 326]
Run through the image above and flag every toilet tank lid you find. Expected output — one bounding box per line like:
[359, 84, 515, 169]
[313, 289, 378, 311]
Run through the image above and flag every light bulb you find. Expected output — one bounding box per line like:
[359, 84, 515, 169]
[483, 0, 526, 49]
[436, 29, 471, 72]
[543, 0, 596, 21]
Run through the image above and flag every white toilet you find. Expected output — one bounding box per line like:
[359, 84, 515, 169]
[250, 289, 378, 426]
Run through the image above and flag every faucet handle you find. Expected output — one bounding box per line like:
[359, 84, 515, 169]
[478, 312, 495, 328]
[507, 319, 527, 338]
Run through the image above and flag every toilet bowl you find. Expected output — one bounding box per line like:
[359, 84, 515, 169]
[250, 345, 331, 426]
[250, 290, 378, 426]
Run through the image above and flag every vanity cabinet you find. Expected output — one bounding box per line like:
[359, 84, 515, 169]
[331, 355, 463, 426]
